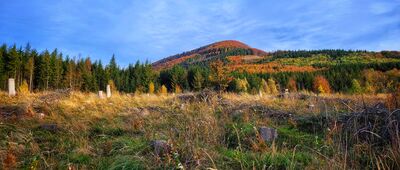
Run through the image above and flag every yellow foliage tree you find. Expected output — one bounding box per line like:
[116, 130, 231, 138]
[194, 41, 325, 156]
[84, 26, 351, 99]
[175, 85, 182, 94]
[261, 79, 270, 94]
[160, 85, 168, 95]
[234, 78, 249, 93]
[19, 80, 29, 95]
[268, 78, 279, 94]
[148, 82, 155, 94]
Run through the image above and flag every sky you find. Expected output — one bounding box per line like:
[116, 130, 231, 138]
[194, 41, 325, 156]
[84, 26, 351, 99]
[0, 0, 399, 66]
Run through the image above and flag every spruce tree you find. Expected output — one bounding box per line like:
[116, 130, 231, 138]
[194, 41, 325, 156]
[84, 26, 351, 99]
[39, 50, 51, 90]
[6, 44, 19, 80]
[26, 50, 36, 92]
[0, 45, 5, 89]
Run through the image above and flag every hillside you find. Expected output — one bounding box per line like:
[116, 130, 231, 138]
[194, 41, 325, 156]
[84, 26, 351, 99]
[152, 40, 269, 70]
[153, 41, 400, 75]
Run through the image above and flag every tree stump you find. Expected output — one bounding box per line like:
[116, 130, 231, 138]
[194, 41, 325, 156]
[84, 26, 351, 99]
[8, 78, 16, 96]
[106, 85, 111, 98]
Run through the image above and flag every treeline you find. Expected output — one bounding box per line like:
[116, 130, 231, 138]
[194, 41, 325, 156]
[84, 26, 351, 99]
[1, 43, 400, 94]
[270, 49, 369, 59]
[0, 43, 156, 93]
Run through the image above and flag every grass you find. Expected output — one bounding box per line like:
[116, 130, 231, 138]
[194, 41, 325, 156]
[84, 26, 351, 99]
[0, 91, 398, 169]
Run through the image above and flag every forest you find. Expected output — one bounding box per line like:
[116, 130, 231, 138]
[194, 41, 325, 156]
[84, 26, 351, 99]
[2, 43, 400, 169]
[1, 43, 400, 95]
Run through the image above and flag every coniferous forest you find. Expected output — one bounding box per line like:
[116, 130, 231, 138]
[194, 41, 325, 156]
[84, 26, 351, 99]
[1, 43, 400, 95]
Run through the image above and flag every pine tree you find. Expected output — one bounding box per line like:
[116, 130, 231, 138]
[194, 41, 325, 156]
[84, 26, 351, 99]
[107, 54, 119, 88]
[63, 57, 75, 89]
[54, 53, 63, 89]
[192, 70, 203, 91]
[0, 45, 5, 90]
[39, 50, 51, 90]
[5, 45, 20, 81]
[188, 67, 204, 91]
[26, 51, 35, 92]
[81, 57, 95, 92]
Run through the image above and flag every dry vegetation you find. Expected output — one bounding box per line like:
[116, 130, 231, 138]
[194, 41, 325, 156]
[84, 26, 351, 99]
[0, 90, 399, 169]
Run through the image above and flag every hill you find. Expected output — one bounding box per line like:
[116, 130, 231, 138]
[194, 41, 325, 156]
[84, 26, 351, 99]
[153, 41, 400, 74]
[152, 40, 268, 70]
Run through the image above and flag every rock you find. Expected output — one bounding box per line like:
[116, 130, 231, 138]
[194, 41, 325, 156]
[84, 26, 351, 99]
[150, 140, 171, 156]
[308, 103, 315, 109]
[38, 113, 45, 119]
[259, 126, 278, 142]
[177, 93, 197, 103]
[40, 124, 58, 132]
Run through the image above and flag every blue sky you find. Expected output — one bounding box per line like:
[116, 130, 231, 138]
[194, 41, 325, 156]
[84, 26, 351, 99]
[0, 0, 399, 65]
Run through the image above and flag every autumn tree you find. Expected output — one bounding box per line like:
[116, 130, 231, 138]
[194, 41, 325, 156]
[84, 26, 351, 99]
[160, 85, 168, 94]
[18, 80, 29, 95]
[287, 77, 297, 92]
[260, 79, 270, 94]
[313, 75, 331, 94]
[175, 84, 182, 93]
[209, 60, 232, 91]
[350, 79, 362, 94]
[234, 78, 249, 93]
[268, 78, 279, 94]
[148, 81, 155, 94]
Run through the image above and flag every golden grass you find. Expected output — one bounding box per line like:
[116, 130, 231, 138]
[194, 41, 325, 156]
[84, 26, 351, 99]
[0, 91, 395, 169]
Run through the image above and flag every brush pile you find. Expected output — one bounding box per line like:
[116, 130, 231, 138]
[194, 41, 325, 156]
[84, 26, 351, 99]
[338, 103, 400, 146]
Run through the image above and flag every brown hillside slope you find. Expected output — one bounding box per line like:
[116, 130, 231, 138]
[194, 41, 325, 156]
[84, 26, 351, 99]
[152, 40, 268, 70]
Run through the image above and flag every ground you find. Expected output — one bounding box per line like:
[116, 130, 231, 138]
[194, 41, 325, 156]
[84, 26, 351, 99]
[0, 91, 398, 169]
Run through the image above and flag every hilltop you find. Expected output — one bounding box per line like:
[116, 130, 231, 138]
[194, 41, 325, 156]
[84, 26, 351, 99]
[152, 40, 268, 70]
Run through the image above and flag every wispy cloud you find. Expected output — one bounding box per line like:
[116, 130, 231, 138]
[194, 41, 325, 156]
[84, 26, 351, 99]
[0, 0, 399, 65]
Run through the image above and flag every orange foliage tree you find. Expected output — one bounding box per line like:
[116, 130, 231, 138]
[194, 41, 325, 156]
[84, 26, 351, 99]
[209, 60, 232, 91]
[313, 75, 331, 94]
[286, 77, 297, 92]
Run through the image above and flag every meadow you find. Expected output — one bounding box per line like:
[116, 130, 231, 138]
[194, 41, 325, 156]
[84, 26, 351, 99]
[1, 90, 399, 169]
